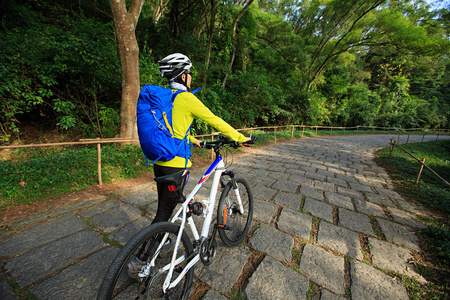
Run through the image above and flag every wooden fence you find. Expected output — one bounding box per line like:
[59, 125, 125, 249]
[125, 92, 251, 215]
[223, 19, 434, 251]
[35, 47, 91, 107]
[388, 138, 450, 187]
[1, 125, 449, 186]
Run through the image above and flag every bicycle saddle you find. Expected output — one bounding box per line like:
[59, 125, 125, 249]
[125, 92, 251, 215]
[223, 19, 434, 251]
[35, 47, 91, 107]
[154, 170, 189, 184]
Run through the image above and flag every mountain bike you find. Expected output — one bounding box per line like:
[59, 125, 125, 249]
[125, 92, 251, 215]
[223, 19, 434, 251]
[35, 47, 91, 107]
[98, 135, 256, 299]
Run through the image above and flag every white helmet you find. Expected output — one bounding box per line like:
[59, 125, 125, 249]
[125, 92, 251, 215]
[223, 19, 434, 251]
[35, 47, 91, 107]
[158, 53, 192, 80]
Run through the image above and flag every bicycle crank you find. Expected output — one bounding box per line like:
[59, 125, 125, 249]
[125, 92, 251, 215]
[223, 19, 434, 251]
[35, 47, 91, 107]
[200, 237, 217, 266]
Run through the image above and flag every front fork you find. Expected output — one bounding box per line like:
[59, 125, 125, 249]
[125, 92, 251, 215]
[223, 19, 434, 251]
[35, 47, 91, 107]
[220, 171, 245, 215]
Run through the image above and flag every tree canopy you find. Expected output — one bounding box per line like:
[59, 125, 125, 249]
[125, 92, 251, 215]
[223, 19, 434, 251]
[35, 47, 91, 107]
[1, 0, 449, 143]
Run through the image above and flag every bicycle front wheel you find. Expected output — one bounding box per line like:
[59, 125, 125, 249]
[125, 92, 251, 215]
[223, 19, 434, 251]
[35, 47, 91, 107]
[97, 222, 194, 300]
[217, 177, 254, 247]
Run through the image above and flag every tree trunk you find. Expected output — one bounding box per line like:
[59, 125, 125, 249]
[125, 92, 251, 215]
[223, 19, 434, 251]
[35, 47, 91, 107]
[221, 0, 254, 88]
[202, 0, 217, 91]
[109, 0, 144, 139]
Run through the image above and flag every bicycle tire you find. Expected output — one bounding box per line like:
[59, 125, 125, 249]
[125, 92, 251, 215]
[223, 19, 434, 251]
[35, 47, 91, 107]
[217, 177, 253, 247]
[97, 222, 194, 300]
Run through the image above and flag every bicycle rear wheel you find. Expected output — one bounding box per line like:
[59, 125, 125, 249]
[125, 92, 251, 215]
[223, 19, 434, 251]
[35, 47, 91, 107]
[97, 222, 194, 300]
[217, 177, 253, 247]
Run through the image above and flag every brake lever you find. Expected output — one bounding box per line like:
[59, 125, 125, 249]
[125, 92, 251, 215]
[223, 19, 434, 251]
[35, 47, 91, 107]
[242, 136, 257, 147]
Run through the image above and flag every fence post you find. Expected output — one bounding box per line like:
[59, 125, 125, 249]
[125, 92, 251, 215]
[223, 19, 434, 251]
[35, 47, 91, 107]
[406, 135, 410, 144]
[436, 131, 440, 141]
[330, 127, 333, 135]
[421, 133, 425, 143]
[316, 126, 318, 136]
[274, 127, 277, 143]
[211, 133, 214, 160]
[397, 133, 400, 144]
[302, 126, 305, 137]
[97, 143, 103, 186]
[356, 126, 359, 134]
[389, 138, 395, 158]
[291, 125, 294, 138]
[416, 158, 426, 184]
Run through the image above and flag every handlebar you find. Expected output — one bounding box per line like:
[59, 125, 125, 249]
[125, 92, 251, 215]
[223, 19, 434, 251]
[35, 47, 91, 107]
[201, 135, 257, 150]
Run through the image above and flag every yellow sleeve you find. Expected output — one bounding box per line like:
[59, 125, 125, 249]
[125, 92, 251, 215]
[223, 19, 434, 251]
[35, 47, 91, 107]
[183, 94, 247, 143]
[189, 135, 197, 144]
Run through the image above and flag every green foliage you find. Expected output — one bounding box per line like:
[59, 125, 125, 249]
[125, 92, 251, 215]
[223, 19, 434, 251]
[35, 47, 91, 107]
[421, 226, 450, 266]
[0, 0, 120, 139]
[0, 145, 149, 207]
[1, 0, 449, 142]
[98, 106, 121, 138]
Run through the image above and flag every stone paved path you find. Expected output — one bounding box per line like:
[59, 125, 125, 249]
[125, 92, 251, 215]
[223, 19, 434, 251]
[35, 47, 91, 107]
[1, 134, 448, 299]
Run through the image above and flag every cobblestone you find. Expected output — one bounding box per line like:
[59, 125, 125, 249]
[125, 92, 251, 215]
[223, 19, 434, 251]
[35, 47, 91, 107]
[300, 185, 324, 200]
[277, 208, 312, 241]
[2, 135, 448, 299]
[303, 198, 333, 222]
[351, 260, 409, 300]
[324, 192, 354, 210]
[365, 192, 397, 207]
[91, 205, 143, 233]
[317, 221, 363, 260]
[196, 246, 251, 292]
[353, 198, 385, 217]
[253, 200, 279, 224]
[387, 207, 426, 229]
[249, 224, 294, 262]
[369, 238, 425, 283]
[338, 208, 374, 235]
[252, 185, 278, 201]
[120, 187, 156, 206]
[246, 256, 309, 300]
[248, 177, 276, 188]
[299, 244, 345, 294]
[273, 192, 302, 210]
[376, 218, 420, 252]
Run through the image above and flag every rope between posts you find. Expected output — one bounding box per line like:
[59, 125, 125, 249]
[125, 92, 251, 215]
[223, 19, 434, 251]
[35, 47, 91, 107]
[389, 139, 450, 187]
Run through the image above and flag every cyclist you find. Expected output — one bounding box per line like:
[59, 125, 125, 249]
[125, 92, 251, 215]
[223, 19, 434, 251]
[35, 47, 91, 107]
[153, 53, 250, 224]
[128, 53, 250, 276]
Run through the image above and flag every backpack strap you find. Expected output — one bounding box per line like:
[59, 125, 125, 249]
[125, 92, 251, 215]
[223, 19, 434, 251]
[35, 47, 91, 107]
[171, 89, 199, 169]
[148, 88, 199, 168]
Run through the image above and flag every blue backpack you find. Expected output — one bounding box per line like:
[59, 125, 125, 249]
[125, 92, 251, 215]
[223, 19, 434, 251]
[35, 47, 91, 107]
[136, 85, 199, 165]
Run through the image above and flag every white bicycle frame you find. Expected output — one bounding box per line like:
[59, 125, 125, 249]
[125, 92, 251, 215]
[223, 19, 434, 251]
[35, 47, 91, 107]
[143, 154, 246, 294]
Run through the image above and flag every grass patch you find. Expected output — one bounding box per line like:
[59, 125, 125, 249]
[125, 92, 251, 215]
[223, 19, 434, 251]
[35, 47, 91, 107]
[103, 234, 123, 248]
[374, 140, 450, 214]
[375, 139, 450, 299]
[7, 277, 38, 299]
[228, 288, 247, 300]
[0, 144, 150, 208]
[291, 248, 302, 271]
[401, 275, 449, 300]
